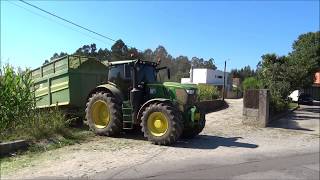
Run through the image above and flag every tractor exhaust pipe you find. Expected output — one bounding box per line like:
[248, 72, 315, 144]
[130, 60, 142, 121]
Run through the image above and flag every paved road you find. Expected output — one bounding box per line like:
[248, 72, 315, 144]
[104, 152, 318, 180]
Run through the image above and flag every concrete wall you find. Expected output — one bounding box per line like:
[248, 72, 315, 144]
[242, 89, 270, 127]
[227, 91, 243, 99]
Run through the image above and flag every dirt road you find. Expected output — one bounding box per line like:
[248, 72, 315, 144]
[1, 99, 319, 179]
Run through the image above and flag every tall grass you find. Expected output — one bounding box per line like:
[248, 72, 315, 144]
[198, 84, 219, 101]
[0, 65, 67, 141]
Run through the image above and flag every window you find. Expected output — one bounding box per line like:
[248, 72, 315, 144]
[124, 64, 131, 79]
[137, 64, 157, 83]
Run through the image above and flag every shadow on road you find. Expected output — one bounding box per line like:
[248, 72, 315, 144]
[118, 130, 259, 150]
[269, 105, 319, 132]
[173, 135, 258, 150]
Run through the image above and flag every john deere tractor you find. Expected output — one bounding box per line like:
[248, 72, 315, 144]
[85, 59, 205, 145]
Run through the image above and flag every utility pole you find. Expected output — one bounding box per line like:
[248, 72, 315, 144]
[222, 60, 227, 100]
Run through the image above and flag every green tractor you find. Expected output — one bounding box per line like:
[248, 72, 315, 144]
[85, 59, 206, 145]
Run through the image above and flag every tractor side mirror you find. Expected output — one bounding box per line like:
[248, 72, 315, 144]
[167, 68, 171, 79]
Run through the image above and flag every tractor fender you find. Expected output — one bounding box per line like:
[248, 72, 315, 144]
[136, 98, 174, 123]
[87, 83, 124, 103]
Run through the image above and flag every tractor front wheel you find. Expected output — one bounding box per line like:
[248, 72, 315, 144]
[141, 103, 183, 145]
[85, 92, 122, 136]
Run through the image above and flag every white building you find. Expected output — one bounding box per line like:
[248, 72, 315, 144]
[181, 68, 231, 89]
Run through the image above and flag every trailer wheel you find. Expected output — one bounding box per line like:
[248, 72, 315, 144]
[141, 103, 183, 145]
[182, 112, 206, 139]
[85, 92, 122, 136]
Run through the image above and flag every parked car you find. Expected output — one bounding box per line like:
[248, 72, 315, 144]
[298, 93, 313, 105]
[288, 90, 299, 102]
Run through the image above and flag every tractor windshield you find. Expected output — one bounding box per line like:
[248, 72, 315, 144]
[136, 64, 157, 84]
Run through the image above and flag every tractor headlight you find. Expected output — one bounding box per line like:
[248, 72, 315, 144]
[175, 89, 188, 104]
[186, 89, 195, 95]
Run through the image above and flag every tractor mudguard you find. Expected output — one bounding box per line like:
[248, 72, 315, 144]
[88, 83, 124, 103]
[136, 98, 175, 123]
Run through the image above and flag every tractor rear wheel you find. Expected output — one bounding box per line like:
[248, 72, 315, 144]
[141, 103, 183, 145]
[182, 111, 206, 139]
[85, 92, 122, 136]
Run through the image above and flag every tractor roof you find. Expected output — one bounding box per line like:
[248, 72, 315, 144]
[106, 59, 158, 67]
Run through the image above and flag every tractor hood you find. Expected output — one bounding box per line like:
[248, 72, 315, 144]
[162, 82, 197, 89]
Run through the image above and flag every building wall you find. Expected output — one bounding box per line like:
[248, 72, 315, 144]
[206, 69, 227, 85]
[314, 72, 320, 85]
[181, 68, 231, 91]
[181, 78, 191, 84]
[191, 69, 208, 84]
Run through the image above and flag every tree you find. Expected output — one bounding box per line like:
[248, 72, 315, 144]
[230, 65, 256, 82]
[242, 77, 262, 90]
[111, 39, 128, 61]
[74, 43, 97, 57]
[287, 31, 320, 89]
[258, 53, 291, 112]
[48, 39, 219, 83]
[50, 52, 68, 61]
[191, 57, 217, 69]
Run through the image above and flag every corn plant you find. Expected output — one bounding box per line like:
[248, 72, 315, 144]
[0, 65, 35, 134]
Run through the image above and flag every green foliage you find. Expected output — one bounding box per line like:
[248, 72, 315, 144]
[0, 65, 35, 132]
[257, 54, 291, 113]
[287, 31, 320, 89]
[0, 65, 68, 141]
[257, 31, 319, 113]
[269, 96, 288, 115]
[242, 77, 262, 90]
[198, 84, 219, 101]
[24, 109, 67, 140]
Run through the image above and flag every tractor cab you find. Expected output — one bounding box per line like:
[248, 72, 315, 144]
[107, 60, 160, 100]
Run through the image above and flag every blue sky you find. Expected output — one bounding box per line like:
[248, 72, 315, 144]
[1, 1, 319, 71]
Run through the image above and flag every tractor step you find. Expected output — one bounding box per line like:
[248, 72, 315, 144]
[122, 104, 133, 130]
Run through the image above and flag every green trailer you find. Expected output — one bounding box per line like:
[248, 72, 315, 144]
[31, 55, 108, 114]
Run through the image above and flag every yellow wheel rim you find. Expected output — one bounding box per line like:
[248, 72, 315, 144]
[91, 100, 110, 129]
[147, 112, 169, 137]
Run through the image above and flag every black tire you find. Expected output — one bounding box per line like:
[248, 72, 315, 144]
[182, 110, 206, 139]
[85, 92, 122, 136]
[141, 103, 183, 145]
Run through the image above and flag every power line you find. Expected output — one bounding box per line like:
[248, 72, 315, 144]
[18, 0, 139, 50]
[7, 1, 113, 46]
[19, 0, 117, 43]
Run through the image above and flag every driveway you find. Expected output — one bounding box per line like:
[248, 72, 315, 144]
[270, 104, 320, 135]
[2, 99, 319, 179]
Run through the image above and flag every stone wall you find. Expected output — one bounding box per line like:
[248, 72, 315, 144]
[196, 100, 227, 113]
[243, 89, 270, 127]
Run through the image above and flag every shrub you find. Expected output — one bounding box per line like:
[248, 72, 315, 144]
[198, 84, 219, 101]
[242, 77, 262, 90]
[269, 96, 289, 116]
